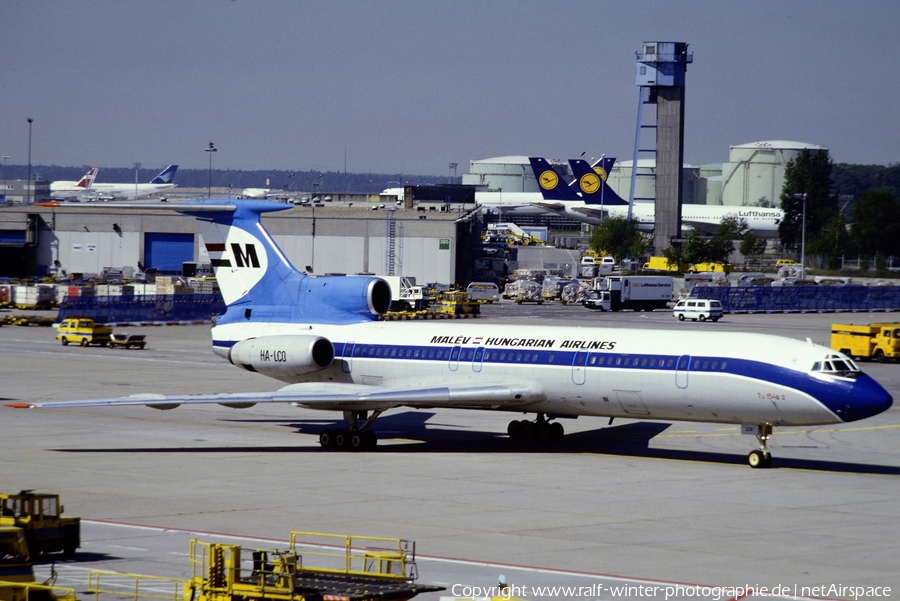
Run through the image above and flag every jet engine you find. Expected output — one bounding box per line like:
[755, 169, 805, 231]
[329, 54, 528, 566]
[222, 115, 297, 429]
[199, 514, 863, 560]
[228, 335, 334, 380]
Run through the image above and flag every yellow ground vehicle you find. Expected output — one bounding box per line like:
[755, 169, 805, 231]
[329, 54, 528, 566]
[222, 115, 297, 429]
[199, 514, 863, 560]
[178, 531, 441, 601]
[0, 527, 74, 601]
[688, 262, 734, 274]
[830, 323, 900, 362]
[642, 256, 686, 273]
[0, 492, 80, 557]
[775, 259, 801, 267]
[438, 290, 480, 315]
[55, 317, 112, 347]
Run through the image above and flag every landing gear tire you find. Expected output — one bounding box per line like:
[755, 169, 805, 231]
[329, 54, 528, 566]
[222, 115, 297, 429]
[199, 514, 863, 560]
[748, 450, 771, 468]
[320, 428, 376, 451]
[507, 416, 564, 444]
[748, 424, 774, 468]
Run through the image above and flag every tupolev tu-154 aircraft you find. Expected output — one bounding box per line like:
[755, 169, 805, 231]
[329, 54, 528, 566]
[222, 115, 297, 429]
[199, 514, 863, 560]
[8, 199, 891, 467]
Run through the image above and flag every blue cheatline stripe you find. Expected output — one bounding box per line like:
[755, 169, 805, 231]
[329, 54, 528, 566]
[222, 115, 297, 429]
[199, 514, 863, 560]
[213, 339, 888, 422]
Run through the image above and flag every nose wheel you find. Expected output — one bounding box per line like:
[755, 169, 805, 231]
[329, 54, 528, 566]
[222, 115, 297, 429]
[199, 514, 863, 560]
[748, 424, 773, 468]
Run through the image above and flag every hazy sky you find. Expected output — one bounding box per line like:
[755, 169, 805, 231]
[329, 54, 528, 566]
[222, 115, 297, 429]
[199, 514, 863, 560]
[3, 0, 899, 176]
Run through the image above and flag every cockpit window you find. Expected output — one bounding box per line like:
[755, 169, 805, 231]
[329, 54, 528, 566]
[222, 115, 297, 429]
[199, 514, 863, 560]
[811, 354, 860, 378]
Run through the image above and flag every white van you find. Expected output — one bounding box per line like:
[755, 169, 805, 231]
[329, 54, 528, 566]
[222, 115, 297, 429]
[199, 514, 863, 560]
[673, 299, 723, 322]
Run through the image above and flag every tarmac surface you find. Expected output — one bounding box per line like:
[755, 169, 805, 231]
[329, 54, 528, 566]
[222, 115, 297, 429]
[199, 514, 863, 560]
[2, 303, 899, 600]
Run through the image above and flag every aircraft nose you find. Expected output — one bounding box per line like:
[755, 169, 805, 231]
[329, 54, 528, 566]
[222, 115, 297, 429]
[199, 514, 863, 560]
[837, 375, 893, 422]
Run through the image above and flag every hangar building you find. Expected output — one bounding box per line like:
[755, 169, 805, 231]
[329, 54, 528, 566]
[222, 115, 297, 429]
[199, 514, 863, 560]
[0, 202, 479, 285]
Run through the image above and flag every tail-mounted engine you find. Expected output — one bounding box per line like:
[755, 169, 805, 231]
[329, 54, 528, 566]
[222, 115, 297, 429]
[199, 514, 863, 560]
[228, 335, 334, 379]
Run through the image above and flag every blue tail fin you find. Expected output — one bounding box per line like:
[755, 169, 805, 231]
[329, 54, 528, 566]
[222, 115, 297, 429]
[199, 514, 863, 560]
[528, 157, 582, 201]
[178, 199, 390, 325]
[568, 158, 628, 205]
[150, 165, 178, 184]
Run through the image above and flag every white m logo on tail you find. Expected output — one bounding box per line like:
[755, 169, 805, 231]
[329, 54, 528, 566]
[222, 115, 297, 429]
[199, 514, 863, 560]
[199, 223, 268, 305]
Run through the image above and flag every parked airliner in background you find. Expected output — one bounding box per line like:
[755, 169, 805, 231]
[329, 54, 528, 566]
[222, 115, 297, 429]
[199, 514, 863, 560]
[531, 157, 784, 237]
[51, 165, 179, 200]
[8, 199, 890, 467]
[49, 168, 98, 199]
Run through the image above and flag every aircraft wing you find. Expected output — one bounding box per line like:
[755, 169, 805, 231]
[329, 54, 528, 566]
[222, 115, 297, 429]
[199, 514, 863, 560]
[6, 382, 543, 412]
[529, 201, 567, 213]
[570, 206, 610, 219]
[680, 219, 717, 235]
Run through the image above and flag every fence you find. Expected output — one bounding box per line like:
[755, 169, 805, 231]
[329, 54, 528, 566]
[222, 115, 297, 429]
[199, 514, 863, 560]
[57, 294, 226, 325]
[689, 285, 900, 313]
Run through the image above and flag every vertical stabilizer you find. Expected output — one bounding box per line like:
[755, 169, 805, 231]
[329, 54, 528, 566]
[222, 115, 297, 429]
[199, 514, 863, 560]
[178, 199, 390, 325]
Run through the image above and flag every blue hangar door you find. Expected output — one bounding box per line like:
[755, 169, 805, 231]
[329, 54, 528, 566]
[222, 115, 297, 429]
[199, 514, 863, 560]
[144, 233, 194, 273]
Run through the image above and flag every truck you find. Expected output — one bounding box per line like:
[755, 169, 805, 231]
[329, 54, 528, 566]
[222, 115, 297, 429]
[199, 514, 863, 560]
[830, 323, 900, 362]
[584, 276, 673, 312]
[380, 276, 427, 312]
[0, 492, 80, 557]
[55, 317, 112, 347]
[642, 256, 686, 273]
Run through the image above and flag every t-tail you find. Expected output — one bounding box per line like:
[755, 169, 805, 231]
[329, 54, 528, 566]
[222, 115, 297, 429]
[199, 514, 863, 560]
[76, 168, 98, 189]
[150, 165, 178, 184]
[528, 157, 582, 201]
[178, 199, 391, 326]
[568, 158, 628, 205]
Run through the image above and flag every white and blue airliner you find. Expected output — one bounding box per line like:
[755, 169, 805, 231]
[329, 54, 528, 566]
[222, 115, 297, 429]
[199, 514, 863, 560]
[11, 200, 891, 467]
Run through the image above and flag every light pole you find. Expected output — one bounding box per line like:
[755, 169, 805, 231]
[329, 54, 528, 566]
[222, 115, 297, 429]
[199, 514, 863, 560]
[793, 193, 807, 269]
[205, 142, 217, 198]
[2, 156, 9, 204]
[310, 173, 323, 272]
[133, 162, 141, 200]
[27, 118, 33, 204]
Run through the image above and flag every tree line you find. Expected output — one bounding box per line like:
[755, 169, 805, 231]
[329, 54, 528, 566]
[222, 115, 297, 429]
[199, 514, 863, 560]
[2, 164, 455, 193]
[590, 151, 900, 269]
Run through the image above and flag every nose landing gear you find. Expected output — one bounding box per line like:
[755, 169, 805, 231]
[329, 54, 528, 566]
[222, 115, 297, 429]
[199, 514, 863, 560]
[747, 424, 773, 468]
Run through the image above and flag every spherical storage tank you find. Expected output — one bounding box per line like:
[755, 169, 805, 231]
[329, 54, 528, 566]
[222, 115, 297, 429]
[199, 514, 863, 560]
[462, 156, 545, 193]
[719, 141, 827, 207]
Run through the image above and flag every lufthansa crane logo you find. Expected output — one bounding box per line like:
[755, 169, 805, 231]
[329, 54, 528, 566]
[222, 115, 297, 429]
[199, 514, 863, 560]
[594, 166, 608, 181]
[579, 173, 601, 194]
[538, 170, 559, 190]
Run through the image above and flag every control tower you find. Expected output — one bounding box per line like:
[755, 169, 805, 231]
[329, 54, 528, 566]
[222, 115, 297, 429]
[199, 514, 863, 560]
[631, 41, 692, 253]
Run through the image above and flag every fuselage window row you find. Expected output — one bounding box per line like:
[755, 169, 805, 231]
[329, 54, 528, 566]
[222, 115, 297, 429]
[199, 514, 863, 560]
[340, 344, 729, 372]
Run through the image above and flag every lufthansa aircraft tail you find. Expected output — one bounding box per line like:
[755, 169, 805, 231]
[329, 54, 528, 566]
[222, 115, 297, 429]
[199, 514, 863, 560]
[150, 165, 179, 184]
[528, 157, 582, 201]
[567, 158, 628, 206]
[180, 200, 390, 326]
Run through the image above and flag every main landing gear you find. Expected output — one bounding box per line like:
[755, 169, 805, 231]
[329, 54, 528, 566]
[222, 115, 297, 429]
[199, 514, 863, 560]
[507, 414, 564, 443]
[748, 423, 773, 468]
[319, 410, 382, 451]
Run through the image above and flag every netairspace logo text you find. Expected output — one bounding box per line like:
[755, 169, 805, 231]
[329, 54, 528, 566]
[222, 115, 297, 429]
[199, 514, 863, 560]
[450, 582, 892, 600]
